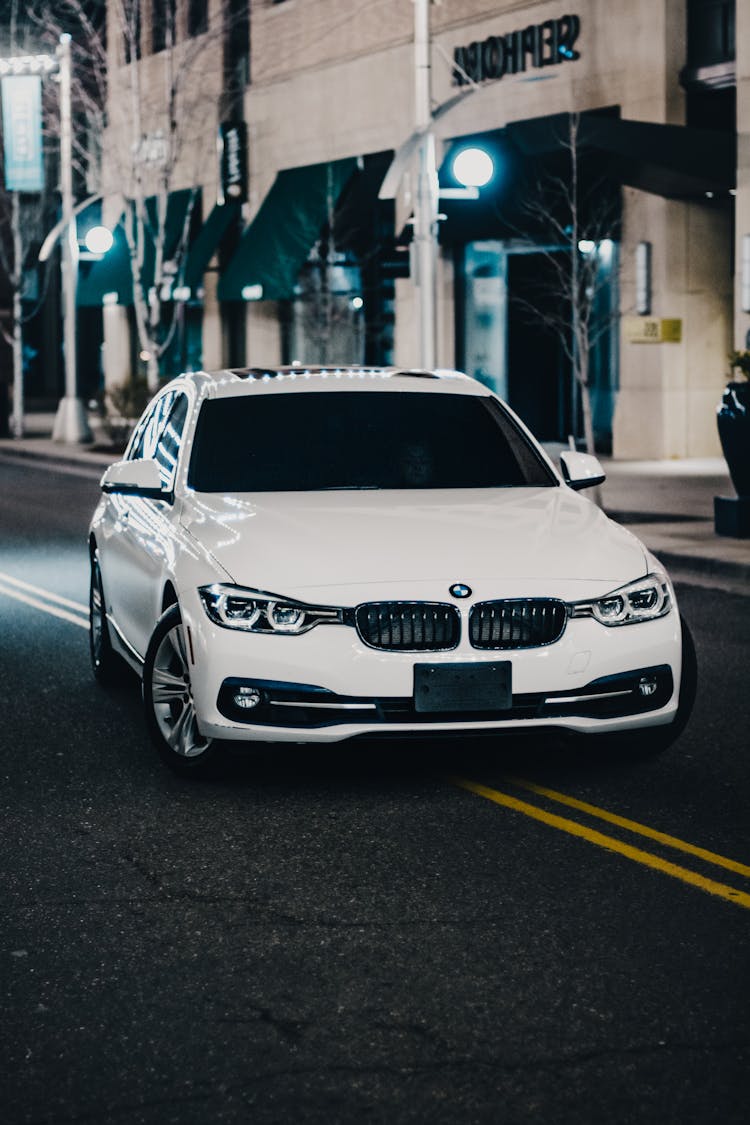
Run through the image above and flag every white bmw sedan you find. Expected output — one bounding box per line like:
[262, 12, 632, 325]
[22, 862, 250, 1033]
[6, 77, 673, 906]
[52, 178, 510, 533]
[89, 366, 696, 775]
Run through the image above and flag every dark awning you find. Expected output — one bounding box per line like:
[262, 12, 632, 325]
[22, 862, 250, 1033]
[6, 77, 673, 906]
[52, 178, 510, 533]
[575, 115, 736, 198]
[218, 158, 357, 302]
[184, 200, 240, 290]
[436, 110, 735, 247]
[77, 201, 133, 307]
[501, 110, 736, 196]
[139, 188, 200, 292]
[331, 151, 393, 256]
[77, 189, 200, 307]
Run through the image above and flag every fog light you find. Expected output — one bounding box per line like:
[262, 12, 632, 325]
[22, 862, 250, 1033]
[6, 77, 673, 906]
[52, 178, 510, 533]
[233, 686, 263, 710]
[638, 676, 658, 697]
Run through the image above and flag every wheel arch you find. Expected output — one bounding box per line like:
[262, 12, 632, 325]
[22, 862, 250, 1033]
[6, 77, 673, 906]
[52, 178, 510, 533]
[161, 581, 179, 614]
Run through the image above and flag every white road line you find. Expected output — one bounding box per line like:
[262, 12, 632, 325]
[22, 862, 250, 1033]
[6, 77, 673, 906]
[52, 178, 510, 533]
[0, 583, 89, 630]
[0, 569, 88, 613]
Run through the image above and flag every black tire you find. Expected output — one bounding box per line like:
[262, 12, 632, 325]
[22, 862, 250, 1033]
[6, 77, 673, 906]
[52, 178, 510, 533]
[143, 604, 222, 777]
[89, 549, 120, 685]
[575, 616, 698, 759]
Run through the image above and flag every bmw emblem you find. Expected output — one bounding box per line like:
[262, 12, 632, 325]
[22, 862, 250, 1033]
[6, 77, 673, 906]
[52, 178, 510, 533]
[450, 583, 472, 599]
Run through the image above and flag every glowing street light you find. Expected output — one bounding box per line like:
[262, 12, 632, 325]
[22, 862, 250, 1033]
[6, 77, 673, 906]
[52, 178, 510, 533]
[452, 147, 495, 189]
[84, 225, 114, 255]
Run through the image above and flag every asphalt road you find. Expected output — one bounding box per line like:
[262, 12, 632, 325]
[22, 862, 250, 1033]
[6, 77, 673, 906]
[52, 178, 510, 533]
[1, 453, 748, 1125]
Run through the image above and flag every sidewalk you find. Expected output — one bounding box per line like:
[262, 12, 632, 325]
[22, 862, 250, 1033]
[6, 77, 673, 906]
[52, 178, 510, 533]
[598, 456, 749, 592]
[0, 412, 115, 469]
[1, 413, 748, 592]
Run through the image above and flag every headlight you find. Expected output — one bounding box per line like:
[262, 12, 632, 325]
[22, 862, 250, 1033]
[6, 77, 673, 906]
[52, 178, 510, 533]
[199, 584, 342, 635]
[570, 572, 672, 627]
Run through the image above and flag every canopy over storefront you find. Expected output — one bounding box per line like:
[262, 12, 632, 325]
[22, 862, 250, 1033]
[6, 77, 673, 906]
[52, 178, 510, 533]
[218, 158, 357, 302]
[436, 109, 735, 245]
[184, 200, 241, 290]
[77, 189, 201, 307]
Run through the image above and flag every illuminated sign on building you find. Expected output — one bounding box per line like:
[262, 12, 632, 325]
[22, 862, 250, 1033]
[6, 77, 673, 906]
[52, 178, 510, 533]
[219, 121, 248, 205]
[452, 15, 581, 86]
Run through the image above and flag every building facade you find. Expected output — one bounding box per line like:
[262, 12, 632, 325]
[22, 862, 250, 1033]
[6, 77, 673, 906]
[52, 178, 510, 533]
[96, 0, 746, 459]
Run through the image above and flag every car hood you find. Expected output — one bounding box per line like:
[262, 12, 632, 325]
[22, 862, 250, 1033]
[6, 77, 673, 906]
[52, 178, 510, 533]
[180, 487, 648, 602]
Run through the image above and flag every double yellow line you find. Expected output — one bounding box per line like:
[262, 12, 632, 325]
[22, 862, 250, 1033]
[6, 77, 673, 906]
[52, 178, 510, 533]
[450, 775, 750, 911]
[0, 569, 89, 630]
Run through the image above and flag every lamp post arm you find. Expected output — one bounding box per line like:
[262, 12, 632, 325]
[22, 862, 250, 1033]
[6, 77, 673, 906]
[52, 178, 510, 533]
[38, 193, 103, 263]
[378, 88, 479, 202]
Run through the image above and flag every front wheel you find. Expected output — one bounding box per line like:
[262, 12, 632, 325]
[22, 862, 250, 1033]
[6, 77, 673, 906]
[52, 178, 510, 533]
[143, 604, 221, 777]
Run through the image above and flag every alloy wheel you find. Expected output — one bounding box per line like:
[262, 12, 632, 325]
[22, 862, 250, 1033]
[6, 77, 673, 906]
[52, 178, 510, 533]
[150, 621, 212, 758]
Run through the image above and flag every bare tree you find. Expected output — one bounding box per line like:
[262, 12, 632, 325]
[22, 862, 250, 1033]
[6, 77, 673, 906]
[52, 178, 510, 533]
[290, 167, 366, 366]
[510, 113, 620, 457]
[32, 0, 239, 390]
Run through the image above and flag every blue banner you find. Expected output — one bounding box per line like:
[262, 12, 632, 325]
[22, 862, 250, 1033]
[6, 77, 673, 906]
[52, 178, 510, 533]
[2, 75, 44, 192]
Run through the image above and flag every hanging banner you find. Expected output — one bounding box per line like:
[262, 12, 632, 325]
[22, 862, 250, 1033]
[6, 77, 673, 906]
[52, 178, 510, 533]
[1, 75, 44, 192]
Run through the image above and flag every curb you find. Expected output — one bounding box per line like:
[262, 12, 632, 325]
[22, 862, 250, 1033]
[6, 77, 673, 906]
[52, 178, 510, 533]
[648, 549, 750, 587]
[0, 443, 114, 471]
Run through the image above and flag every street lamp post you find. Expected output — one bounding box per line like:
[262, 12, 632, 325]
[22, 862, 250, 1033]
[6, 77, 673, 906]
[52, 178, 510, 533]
[0, 36, 90, 443]
[51, 34, 91, 444]
[413, 0, 439, 370]
[381, 1, 491, 370]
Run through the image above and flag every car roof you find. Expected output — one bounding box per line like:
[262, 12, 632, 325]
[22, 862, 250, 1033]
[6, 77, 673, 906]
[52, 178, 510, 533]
[175, 365, 493, 400]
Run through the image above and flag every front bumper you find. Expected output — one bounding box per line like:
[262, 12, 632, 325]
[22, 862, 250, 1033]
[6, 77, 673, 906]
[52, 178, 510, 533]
[182, 589, 683, 744]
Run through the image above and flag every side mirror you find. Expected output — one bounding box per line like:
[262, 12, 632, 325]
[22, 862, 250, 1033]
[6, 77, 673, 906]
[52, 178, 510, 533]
[559, 450, 606, 491]
[100, 458, 169, 500]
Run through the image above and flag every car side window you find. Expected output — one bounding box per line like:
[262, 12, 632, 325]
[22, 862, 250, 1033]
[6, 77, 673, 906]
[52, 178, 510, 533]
[153, 393, 189, 490]
[127, 391, 176, 463]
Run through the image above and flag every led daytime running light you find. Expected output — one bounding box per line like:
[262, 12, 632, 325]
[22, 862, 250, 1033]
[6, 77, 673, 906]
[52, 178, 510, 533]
[199, 584, 341, 635]
[570, 573, 672, 627]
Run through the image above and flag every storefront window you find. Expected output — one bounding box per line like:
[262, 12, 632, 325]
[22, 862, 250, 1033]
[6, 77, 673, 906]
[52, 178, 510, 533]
[283, 256, 365, 367]
[687, 0, 735, 69]
[151, 0, 176, 54]
[458, 239, 619, 450]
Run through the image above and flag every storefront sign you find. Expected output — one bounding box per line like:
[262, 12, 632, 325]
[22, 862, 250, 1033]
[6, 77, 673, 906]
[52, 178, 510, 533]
[624, 317, 682, 344]
[452, 15, 580, 86]
[1, 75, 44, 192]
[218, 121, 247, 205]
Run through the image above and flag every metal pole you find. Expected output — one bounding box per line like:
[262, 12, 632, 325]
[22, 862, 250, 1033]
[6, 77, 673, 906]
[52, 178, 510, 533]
[52, 33, 91, 443]
[11, 191, 24, 437]
[413, 0, 438, 370]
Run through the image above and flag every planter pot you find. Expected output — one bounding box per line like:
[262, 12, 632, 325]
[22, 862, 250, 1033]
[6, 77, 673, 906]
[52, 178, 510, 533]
[717, 381, 750, 497]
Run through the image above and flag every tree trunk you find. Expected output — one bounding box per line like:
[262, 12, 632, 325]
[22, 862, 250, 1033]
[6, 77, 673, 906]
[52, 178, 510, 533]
[580, 375, 596, 462]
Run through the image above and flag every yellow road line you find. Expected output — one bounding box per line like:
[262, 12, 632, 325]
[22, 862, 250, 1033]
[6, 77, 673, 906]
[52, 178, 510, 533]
[449, 776, 750, 911]
[507, 776, 750, 880]
[0, 569, 88, 614]
[0, 582, 89, 630]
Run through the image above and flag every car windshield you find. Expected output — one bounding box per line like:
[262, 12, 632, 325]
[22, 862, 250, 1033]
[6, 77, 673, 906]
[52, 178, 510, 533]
[187, 390, 556, 492]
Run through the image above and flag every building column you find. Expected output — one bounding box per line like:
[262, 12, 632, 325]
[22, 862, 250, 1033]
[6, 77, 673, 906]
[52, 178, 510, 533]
[735, 0, 750, 349]
[201, 272, 223, 371]
[614, 188, 733, 458]
[246, 301, 283, 365]
[102, 303, 131, 389]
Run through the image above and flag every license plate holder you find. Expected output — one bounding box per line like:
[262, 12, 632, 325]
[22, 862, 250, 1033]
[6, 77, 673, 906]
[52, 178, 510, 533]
[413, 662, 512, 713]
